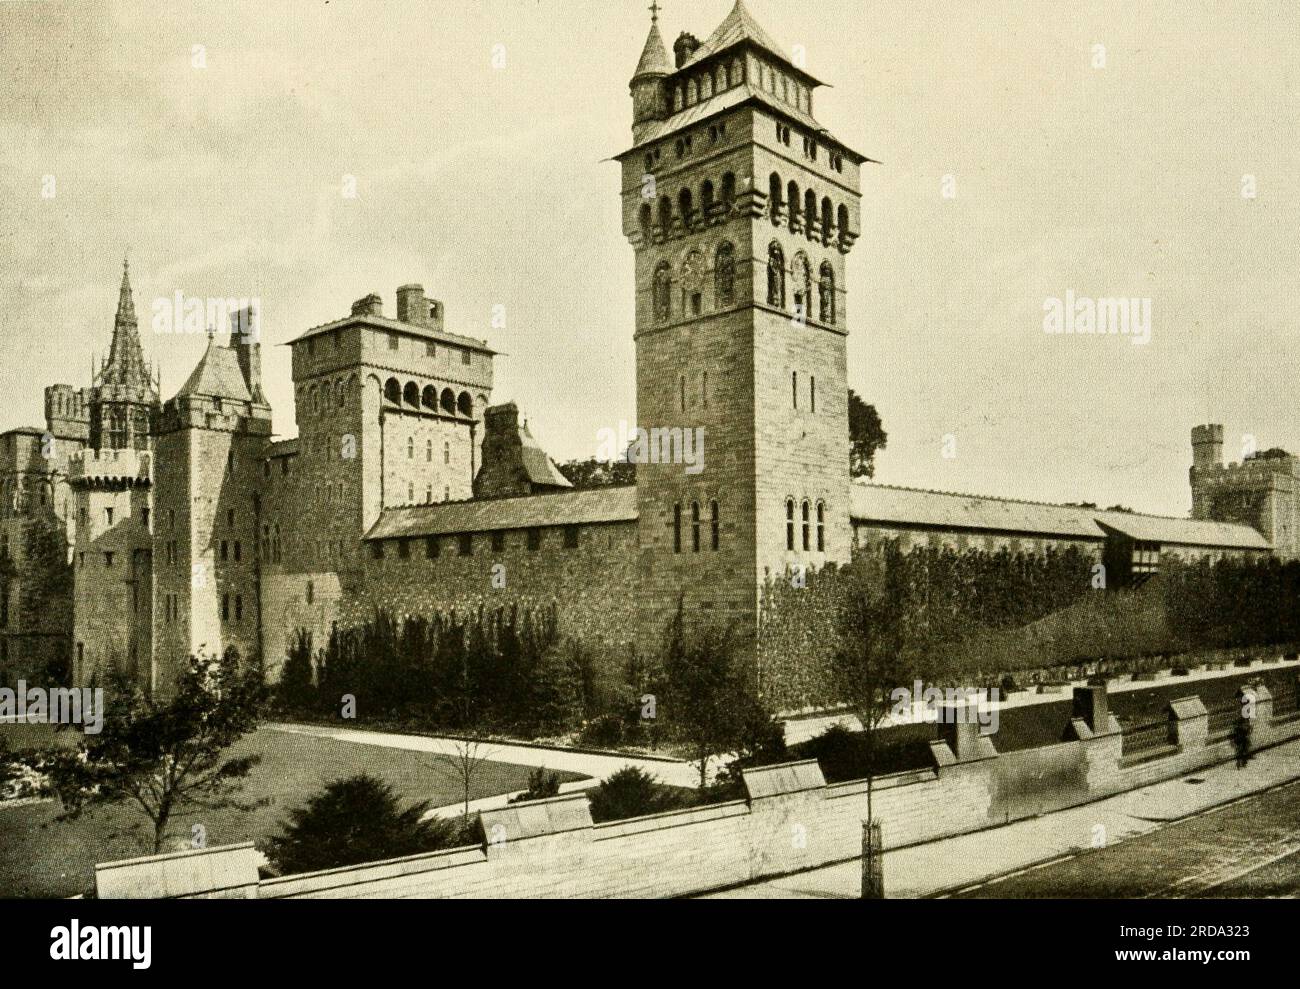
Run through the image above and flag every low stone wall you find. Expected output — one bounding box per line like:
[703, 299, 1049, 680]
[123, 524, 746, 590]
[95, 676, 1300, 899]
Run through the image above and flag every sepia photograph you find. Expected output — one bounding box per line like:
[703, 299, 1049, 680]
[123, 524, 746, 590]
[1, 0, 1296, 969]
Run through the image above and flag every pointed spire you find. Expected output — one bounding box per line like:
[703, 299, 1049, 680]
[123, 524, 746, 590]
[633, 6, 670, 79]
[100, 257, 154, 394]
[116, 256, 136, 324]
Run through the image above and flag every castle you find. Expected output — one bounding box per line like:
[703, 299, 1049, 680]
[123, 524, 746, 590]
[0, 2, 1282, 696]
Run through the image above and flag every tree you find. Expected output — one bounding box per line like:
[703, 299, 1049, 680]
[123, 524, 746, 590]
[829, 547, 959, 865]
[276, 628, 316, 712]
[848, 389, 887, 480]
[264, 774, 461, 875]
[556, 458, 636, 489]
[47, 649, 268, 854]
[432, 736, 497, 824]
[659, 602, 767, 788]
[587, 766, 669, 823]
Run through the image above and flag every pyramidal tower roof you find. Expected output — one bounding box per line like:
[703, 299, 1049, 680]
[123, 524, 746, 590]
[173, 330, 252, 403]
[99, 258, 155, 393]
[683, 0, 804, 77]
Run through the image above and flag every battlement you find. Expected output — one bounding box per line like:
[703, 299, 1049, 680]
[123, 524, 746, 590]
[68, 448, 152, 486]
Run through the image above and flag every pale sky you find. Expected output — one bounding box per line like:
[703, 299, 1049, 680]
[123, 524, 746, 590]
[1, 0, 1297, 516]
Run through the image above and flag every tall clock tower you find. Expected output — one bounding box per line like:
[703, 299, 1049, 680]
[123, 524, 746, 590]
[617, 1, 868, 639]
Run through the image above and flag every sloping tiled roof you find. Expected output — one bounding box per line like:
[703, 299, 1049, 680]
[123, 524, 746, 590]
[1094, 512, 1270, 550]
[850, 482, 1270, 550]
[850, 483, 1103, 540]
[287, 312, 494, 354]
[173, 337, 251, 402]
[365, 485, 637, 540]
[518, 421, 572, 489]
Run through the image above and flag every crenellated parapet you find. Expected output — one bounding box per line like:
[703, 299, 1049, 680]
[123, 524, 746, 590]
[67, 448, 153, 489]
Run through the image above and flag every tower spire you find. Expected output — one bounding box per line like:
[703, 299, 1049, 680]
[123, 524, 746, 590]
[117, 255, 136, 324]
[99, 257, 154, 393]
[649, 0, 661, 25]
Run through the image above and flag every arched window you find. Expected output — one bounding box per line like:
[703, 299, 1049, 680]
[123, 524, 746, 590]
[721, 172, 736, 212]
[407, 436, 414, 459]
[804, 189, 817, 236]
[786, 498, 795, 551]
[691, 501, 701, 552]
[133, 409, 149, 450]
[403, 381, 419, 406]
[109, 410, 127, 449]
[792, 252, 811, 321]
[714, 65, 726, 93]
[715, 242, 735, 307]
[673, 503, 682, 553]
[678, 187, 693, 229]
[440, 388, 456, 414]
[681, 250, 704, 316]
[710, 500, 720, 551]
[821, 197, 834, 243]
[768, 173, 782, 223]
[837, 204, 850, 244]
[767, 242, 785, 307]
[444, 441, 450, 464]
[801, 500, 811, 551]
[700, 180, 715, 218]
[658, 195, 673, 231]
[819, 261, 836, 323]
[653, 261, 672, 322]
[457, 392, 473, 417]
[337, 378, 346, 409]
[384, 378, 400, 404]
[786, 181, 800, 231]
[639, 203, 652, 239]
[426, 438, 433, 462]
[816, 501, 826, 552]
[422, 384, 437, 409]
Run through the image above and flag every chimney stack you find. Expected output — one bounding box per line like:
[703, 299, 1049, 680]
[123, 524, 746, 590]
[229, 305, 265, 404]
[673, 32, 700, 69]
[351, 294, 384, 317]
[396, 284, 427, 326]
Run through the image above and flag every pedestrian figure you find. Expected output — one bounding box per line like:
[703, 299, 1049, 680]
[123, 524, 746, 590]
[1231, 717, 1252, 769]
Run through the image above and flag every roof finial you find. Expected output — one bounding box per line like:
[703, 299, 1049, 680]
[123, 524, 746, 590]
[649, 0, 661, 25]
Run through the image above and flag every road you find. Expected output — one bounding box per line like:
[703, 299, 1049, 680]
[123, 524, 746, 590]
[948, 778, 1300, 898]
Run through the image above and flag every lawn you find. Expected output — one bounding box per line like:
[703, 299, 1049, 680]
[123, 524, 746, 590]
[0, 726, 583, 899]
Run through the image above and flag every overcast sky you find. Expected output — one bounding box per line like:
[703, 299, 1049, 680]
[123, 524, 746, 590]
[1, 0, 1297, 516]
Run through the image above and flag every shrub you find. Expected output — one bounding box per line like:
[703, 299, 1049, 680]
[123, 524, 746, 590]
[579, 713, 624, 748]
[587, 766, 669, 823]
[509, 767, 562, 804]
[264, 774, 463, 876]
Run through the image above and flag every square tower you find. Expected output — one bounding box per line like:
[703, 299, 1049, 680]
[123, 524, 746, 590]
[257, 287, 495, 676]
[617, 2, 869, 638]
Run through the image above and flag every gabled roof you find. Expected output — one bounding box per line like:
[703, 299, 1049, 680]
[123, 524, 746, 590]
[682, 1, 821, 85]
[850, 482, 1271, 551]
[173, 336, 251, 403]
[365, 485, 637, 540]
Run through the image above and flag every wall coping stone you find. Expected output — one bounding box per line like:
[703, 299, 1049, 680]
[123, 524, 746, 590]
[1169, 695, 1208, 720]
[742, 759, 827, 799]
